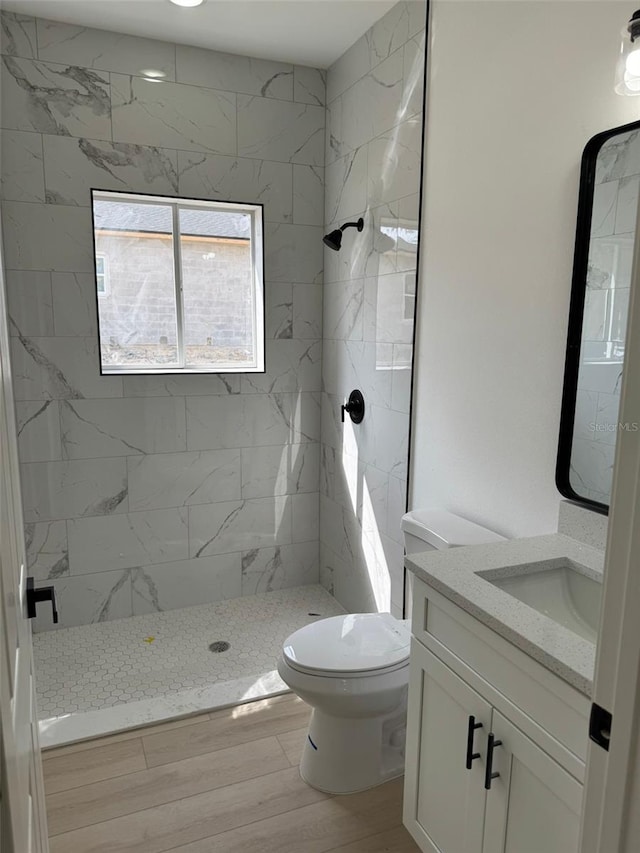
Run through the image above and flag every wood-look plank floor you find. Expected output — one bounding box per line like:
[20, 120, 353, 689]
[43, 693, 420, 853]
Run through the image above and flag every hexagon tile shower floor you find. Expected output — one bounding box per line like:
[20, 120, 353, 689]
[33, 585, 344, 748]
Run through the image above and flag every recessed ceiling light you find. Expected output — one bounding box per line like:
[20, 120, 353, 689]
[169, 0, 204, 7]
[140, 69, 167, 80]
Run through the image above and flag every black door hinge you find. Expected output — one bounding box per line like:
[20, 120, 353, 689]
[589, 702, 612, 751]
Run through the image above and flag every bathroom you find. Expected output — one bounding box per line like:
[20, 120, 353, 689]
[2, 0, 640, 851]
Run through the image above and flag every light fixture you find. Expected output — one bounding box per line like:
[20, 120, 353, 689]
[169, 0, 204, 6]
[140, 69, 167, 82]
[615, 10, 640, 95]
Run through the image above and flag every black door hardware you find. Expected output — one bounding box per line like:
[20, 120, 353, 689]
[341, 389, 365, 424]
[589, 702, 612, 751]
[466, 715, 483, 769]
[484, 732, 502, 790]
[26, 576, 58, 624]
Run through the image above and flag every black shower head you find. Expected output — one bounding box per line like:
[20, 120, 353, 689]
[323, 228, 343, 251]
[323, 217, 364, 252]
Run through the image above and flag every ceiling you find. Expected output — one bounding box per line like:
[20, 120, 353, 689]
[1, 0, 398, 68]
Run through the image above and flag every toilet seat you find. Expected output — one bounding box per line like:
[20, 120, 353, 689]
[282, 613, 410, 678]
[283, 655, 409, 679]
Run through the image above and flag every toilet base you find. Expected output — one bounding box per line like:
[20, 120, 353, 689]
[299, 702, 407, 795]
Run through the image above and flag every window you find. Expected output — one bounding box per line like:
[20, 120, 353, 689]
[95, 254, 108, 295]
[91, 190, 265, 374]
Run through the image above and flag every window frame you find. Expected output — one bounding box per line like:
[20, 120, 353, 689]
[95, 253, 109, 296]
[90, 189, 265, 376]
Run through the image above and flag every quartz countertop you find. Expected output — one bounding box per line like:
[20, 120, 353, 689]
[405, 534, 604, 696]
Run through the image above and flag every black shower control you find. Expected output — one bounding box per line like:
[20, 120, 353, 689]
[341, 390, 365, 424]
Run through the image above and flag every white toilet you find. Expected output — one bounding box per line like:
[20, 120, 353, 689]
[277, 509, 506, 794]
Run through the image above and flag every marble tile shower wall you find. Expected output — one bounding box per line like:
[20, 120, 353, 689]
[320, 2, 426, 617]
[0, 12, 325, 629]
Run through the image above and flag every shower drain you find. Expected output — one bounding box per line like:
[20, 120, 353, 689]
[208, 640, 230, 653]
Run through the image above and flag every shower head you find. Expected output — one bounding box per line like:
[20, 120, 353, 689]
[323, 217, 364, 251]
[323, 228, 344, 251]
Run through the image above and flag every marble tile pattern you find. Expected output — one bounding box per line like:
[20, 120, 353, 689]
[320, 2, 426, 617]
[571, 126, 640, 505]
[0, 11, 325, 629]
[33, 584, 345, 744]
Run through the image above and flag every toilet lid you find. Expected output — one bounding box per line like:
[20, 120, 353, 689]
[282, 613, 411, 675]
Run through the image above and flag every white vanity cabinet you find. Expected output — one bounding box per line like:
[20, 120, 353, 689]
[404, 640, 489, 853]
[403, 578, 588, 853]
[482, 709, 581, 853]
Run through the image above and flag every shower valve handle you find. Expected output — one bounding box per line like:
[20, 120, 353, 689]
[26, 576, 59, 624]
[341, 390, 365, 424]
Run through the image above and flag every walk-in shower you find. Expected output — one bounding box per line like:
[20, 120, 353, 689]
[35, 587, 343, 747]
[0, 0, 427, 747]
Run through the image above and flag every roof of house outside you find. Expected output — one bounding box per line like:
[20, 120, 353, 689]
[93, 200, 252, 240]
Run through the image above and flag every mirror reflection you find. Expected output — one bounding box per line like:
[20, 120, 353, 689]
[558, 121, 640, 510]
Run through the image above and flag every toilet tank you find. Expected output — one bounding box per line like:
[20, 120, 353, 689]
[401, 509, 506, 554]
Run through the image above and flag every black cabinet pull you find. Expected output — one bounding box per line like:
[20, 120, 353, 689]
[465, 715, 483, 769]
[26, 576, 58, 624]
[484, 732, 502, 790]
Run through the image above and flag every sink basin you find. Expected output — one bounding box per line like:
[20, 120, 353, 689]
[482, 560, 602, 643]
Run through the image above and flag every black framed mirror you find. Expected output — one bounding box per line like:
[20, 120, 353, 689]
[557, 120, 640, 514]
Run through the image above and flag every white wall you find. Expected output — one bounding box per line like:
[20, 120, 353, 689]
[410, 0, 640, 538]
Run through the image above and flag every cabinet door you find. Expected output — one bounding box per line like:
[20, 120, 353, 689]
[482, 710, 582, 853]
[404, 640, 491, 853]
